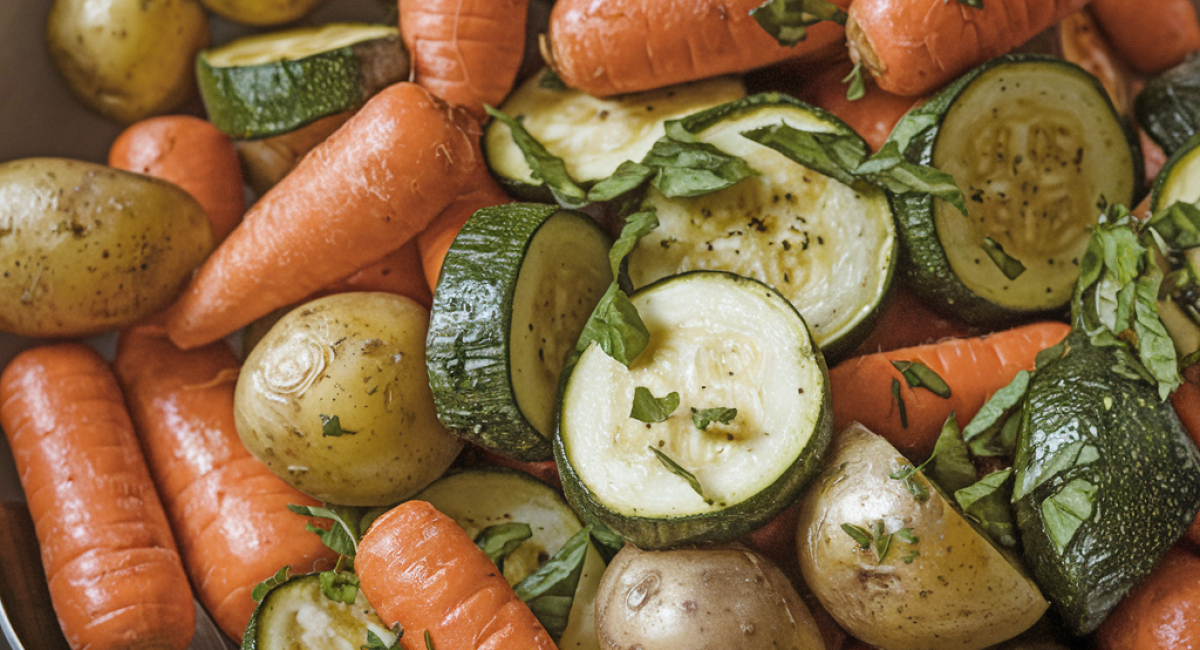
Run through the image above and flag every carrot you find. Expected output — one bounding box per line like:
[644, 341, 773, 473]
[829, 321, 1071, 460]
[1090, 0, 1200, 75]
[849, 286, 984, 357]
[109, 115, 245, 243]
[1053, 9, 1133, 116]
[113, 323, 338, 641]
[401, 0, 530, 120]
[163, 82, 486, 350]
[321, 239, 433, 308]
[543, 0, 851, 98]
[236, 111, 354, 195]
[357, 500, 556, 650]
[1095, 544, 1200, 650]
[0, 343, 194, 650]
[796, 59, 924, 153]
[417, 170, 511, 291]
[846, 0, 1093, 97]
[1141, 128, 1169, 192]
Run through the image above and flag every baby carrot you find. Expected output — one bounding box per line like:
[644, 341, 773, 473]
[113, 323, 338, 641]
[0, 343, 194, 650]
[357, 500, 556, 650]
[1090, 0, 1200, 74]
[846, 0, 1092, 97]
[321, 239, 433, 308]
[796, 59, 924, 152]
[417, 170, 511, 291]
[109, 115, 245, 242]
[543, 0, 850, 98]
[401, 0, 530, 120]
[163, 82, 486, 350]
[1095, 544, 1200, 650]
[830, 321, 1071, 460]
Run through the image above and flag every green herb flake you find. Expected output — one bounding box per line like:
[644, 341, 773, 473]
[484, 105, 588, 209]
[955, 469, 1018, 547]
[1041, 478, 1099, 553]
[889, 461, 930, 502]
[538, 69, 569, 91]
[474, 522, 533, 567]
[425, 630, 435, 650]
[873, 519, 893, 562]
[587, 161, 654, 203]
[749, 0, 848, 47]
[926, 411, 978, 494]
[891, 378, 908, 428]
[891, 360, 952, 398]
[649, 446, 708, 501]
[841, 522, 873, 549]
[286, 503, 387, 561]
[514, 527, 592, 640]
[740, 122, 866, 186]
[251, 565, 290, 602]
[901, 550, 920, 564]
[631, 387, 680, 422]
[320, 414, 357, 437]
[843, 61, 866, 101]
[953, 0, 983, 7]
[692, 406, 737, 431]
[362, 624, 403, 650]
[982, 237, 1027, 280]
[319, 569, 360, 604]
[894, 528, 919, 544]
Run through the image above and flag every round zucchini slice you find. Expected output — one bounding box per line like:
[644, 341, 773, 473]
[485, 69, 747, 200]
[426, 203, 612, 461]
[243, 573, 396, 650]
[1136, 55, 1200, 157]
[625, 93, 896, 361]
[197, 23, 409, 139]
[556, 271, 833, 549]
[415, 468, 606, 650]
[1152, 133, 1200, 211]
[897, 55, 1140, 324]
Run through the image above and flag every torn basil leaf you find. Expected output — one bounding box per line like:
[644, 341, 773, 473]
[251, 565, 290, 602]
[1148, 199, 1200, 249]
[320, 414, 357, 437]
[843, 61, 866, 101]
[362, 627, 403, 650]
[926, 412, 977, 495]
[982, 237, 1027, 280]
[749, 0, 847, 47]
[649, 446, 708, 501]
[631, 387, 680, 422]
[692, 406, 737, 431]
[955, 469, 1017, 548]
[538, 69, 570, 91]
[962, 370, 1029, 457]
[642, 137, 759, 198]
[740, 122, 866, 186]
[1041, 478, 1098, 553]
[891, 377, 908, 428]
[475, 522, 533, 567]
[577, 284, 650, 366]
[286, 503, 385, 560]
[587, 161, 654, 203]
[608, 208, 660, 279]
[484, 105, 589, 209]
[891, 360, 952, 398]
[514, 527, 591, 640]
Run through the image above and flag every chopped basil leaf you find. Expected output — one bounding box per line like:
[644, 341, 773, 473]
[631, 387, 680, 422]
[484, 105, 589, 209]
[872, 519, 893, 562]
[841, 522, 872, 548]
[514, 527, 591, 640]
[982, 237, 1027, 280]
[319, 569, 360, 604]
[860, 156, 968, 216]
[587, 518, 626, 564]
[890, 360, 952, 398]
[251, 565, 290, 602]
[1148, 199, 1200, 249]
[609, 208, 660, 279]
[577, 284, 650, 366]
[649, 446, 708, 501]
[538, 69, 569, 91]
[749, 0, 848, 47]
[425, 630, 435, 650]
[1041, 478, 1098, 553]
[843, 61, 866, 101]
[891, 378, 908, 428]
[692, 406, 737, 431]
[1013, 440, 1100, 502]
[962, 370, 1029, 457]
[320, 414, 357, 437]
[926, 412, 978, 494]
[902, 549, 920, 564]
[587, 161, 654, 203]
[955, 469, 1018, 547]
[1035, 338, 1070, 369]
[286, 503, 386, 560]
[362, 625, 403, 650]
[740, 122, 866, 186]
[642, 137, 759, 197]
[474, 522, 533, 568]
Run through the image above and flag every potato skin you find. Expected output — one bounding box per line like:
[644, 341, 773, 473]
[0, 158, 213, 337]
[594, 544, 826, 650]
[46, 0, 208, 123]
[234, 292, 463, 506]
[796, 423, 1048, 650]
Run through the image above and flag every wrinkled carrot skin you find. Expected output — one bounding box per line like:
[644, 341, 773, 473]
[1095, 544, 1200, 650]
[546, 0, 850, 98]
[417, 170, 511, 291]
[113, 324, 337, 641]
[109, 115, 245, 243]
[847, 0, 1093, 97]
[0, 343, 194, 650]
[164, 82, 485, 350]
[1090, 0, 1200, 74]
[321, 239, 433, 308]
[830, 321, 1071, 460]
[797, 60, 923, 153]
[358, 500, 556, 650]
[401, 0, 530, 120]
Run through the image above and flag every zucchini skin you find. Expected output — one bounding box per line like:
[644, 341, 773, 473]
[896, 54, 1142, 325]
[1136, 55, 1200, 157]
[1013, 333, 1200, 636]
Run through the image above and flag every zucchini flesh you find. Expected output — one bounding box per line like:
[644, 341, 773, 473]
[246, 574, 395, 650]
[933, 62, 1135, 312]
[558, 271, 832, 548]
[627, 96, 895, 361]
[1152, 135, 1200, 210]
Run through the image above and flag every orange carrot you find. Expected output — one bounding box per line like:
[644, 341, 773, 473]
[846, 0, 1093, 97]
[417, 170, 511, 291]
[357, 500, 556, 650]
[109, 115, 245, 242]
[796, 59, 924, 152]
[1141, 128, 1169, 192]
[0, 343, 194, 650]
[163, 82, 486, 350]
[849, 286, 985, 357]
[113, 323, 338, 641]
[401, 0, 530, 120]
[1090, 0, 1200, 75]
[830, 321, 1071, 460]
[544, 0, 851, 98]
[320, 239, 433, 308]
[1095, 544, 1200, 650]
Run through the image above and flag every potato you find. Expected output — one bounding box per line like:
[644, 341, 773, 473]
[46, 0, 208, 123]
[594, 544, 826, 650]
[200, 0, 326, 27]
[234, 292, 462, 506]
[0, 158, 213, 337]
[796, 423, 1048, 650]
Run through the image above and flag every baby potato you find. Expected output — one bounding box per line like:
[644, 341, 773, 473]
[200, 0, 326, 27]
[235, 292, 462, 506]
[594, 544, 826, 650]
[46, 0, 208, 123]
[0, 158, 213, 337]
[796, 423, 1048, 650]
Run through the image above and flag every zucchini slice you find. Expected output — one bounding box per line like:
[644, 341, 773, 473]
[415, 469, 605, 649]
[556, 271, 832, 549]
[484, 69, 747, 200]
[198, 24, 409, 139]
[896, 55, 1139, 324]
[426, 204, 612, 461]
[1136, 54, 1200, 156]
[625, 93, 896, 361]
[1147, 136, 1200, 358]
[1152, 133, 1200, 211]
[243, 573, 396, 650]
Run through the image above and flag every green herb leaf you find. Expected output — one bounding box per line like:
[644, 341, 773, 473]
[1013, 440, 1100, 501]
[926, 412, 978, 494]
[320, 414, 357, 437]
[425, 630, 435, 650]
[577, 284, 650, 366]
[1035, 338, 1070, 369]
[740, 122, 867, 186]
[585, 518, 625, 564]
[514, 527, 591, 640]
[873, 519, 893, 562]
[587, 161, 655, 203]
[484, 105, 589, 209]
[962, 370, 1029, 457]
[891, 378, 908, 428]
[691, 406, 738, 430]
[861, 158, 968, 216]
[749, 0, 848, 46]
[474, 522, 533, 567]
[251, 565, 290, 602]
[287, 503, 386, 560]
[890, 360, 952, 398]
[843, 61, 866, 101]
[318, 569, 360, 604]
[631, 387, 680, 422]
[608, 208, 660, 279]
[894, 528, 919, 544]
[888, 461, 930, 502]
[642, 137, 759, 197]
[538, 69, 569, 91]
[1149, 199, 1200, 249]
[648, 446, 708, 501]
[902, 550, 920, 564]
[979, 237, 1027, 280]
[1041, 478, 1099, 553]
[955, 469, 1018, 547]
[841, 522, 873, 548]
[362, 625, 403, 650]
[1134, 266, 1184, 400]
